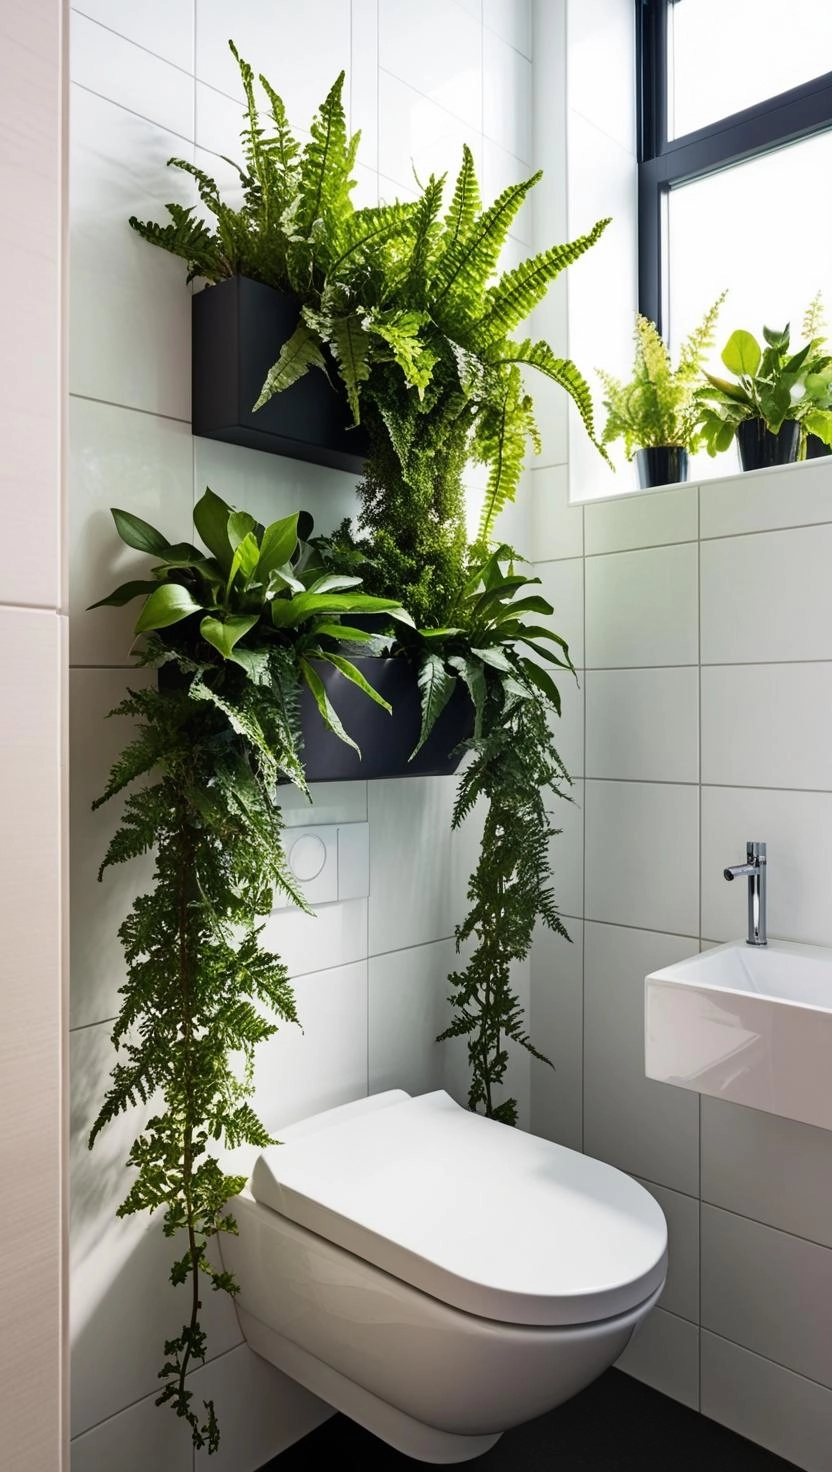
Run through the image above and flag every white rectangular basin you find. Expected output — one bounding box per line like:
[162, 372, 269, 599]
[645, 939, 832, 1132]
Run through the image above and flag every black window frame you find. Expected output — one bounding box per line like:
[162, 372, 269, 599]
[637, 0, 832, 335]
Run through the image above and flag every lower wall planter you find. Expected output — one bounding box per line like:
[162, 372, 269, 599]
[300, 657, 474, 782]
[736, 418, 799, 472]
[191, 276, 369, 473]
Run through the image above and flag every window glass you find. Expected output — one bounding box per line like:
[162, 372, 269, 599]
[668, 0, 832, 139]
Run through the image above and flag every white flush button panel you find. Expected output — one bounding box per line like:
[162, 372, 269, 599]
[275, 823, 369, 909]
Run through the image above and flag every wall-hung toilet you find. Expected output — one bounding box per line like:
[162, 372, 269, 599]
[221, 1089, 667, 1464]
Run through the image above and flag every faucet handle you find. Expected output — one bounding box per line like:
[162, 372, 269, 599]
[746, 840, 766, 863]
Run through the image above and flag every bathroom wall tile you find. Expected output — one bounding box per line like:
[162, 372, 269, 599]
[456, 0, 482, 16]
[567, 0, 636, 154]
[70, 1023, 242, 1438]
[701, 525, 832, 664]
[700, 457, 832, 540]
[247, 961, 368, 1134]
[583, 923, 700, 1196]
[350, 0, 379, 170]
[70, 1388, 193, 1472]
[535, 555, 584, 670]
[531, 465, 582, 560]
[702, 1331, 832, 1472]
[193, 433, 360, 542]
[702, 663, 832, 790]
[69, 87, 193, 418]
[482, 137, 533, 240]
[701, 1097, 832, 1251]
[368, 937, 459, 1101]
[701, 1205, 832, 1388]
[261, 899, 368, 988]
[529, 922, 583, 1151]
[194, 0, 351, 125]
[378, 70, 482, 197]
[616, 1309, 699, 1409]
[701, 785, 832, 948]
[379, 0, 482, 134]
[72, 0, 195, 74]
[194, 79, 250, 170]
[484, 0, 532, 58]
[278, 781, 368, 828]
[71, 13, 194, 138]
[551, 777, 583, 922]
[69, 667, 154, 1031]
[549, 672, 584, 780]
[191, 1345, 330, 1472]
[368, 776, 460, 954]
[585, 668, 698, 784]
[585, 543, 698, 669]
[585, 781, 699, 936]
[584, 484, 698, 556]
[69, 397, 194, 667]
[483, 26, 531, 158]
[634, 1179, 699, 1323]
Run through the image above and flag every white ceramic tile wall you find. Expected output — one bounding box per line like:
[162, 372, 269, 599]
[701, 1333, 832, 1472]
[68, 3, 538, 1463]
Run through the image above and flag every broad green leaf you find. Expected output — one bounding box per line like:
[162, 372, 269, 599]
[312, 622, 376, 643]
[268, 564, 305, 595]
[722, 330, 761, 379]
[317, 654, 393, 712]
[227, 530, 260, 592]
[448, 654, 486, 737]
[134, 583, 202, 632]
[193, 488, 235, 569]
[88, 579, 158, 610]
[200, 614, 259, 659]
[228, 510, 257, 552]
[471, 645, 512, 672]
[300, 658, 360, 754]
[112, 508, 171, 557]
[154, 542, 204, 565]
[256, 514, 299, 580]
[272, 591, 401, 629]
[414, 652, 456, 754]
[304, 574, 363, 594]
[520, 657, 562, 715]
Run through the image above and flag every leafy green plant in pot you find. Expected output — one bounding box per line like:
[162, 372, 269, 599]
[88, 489, 404, 1452]
[696, 321, 832, 471]
[799, 292, 832, 459]
[596, 293, 726, 488]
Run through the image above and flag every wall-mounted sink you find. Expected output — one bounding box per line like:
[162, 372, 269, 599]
[645, 939, 832, 1132]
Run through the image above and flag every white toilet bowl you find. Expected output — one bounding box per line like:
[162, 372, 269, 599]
[221, 1089, 667, 1464]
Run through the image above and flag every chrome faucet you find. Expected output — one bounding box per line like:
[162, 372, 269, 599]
[723, 841, 767, 946]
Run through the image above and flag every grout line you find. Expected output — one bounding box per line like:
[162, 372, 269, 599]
[68, 1014, 116, 1034]
[72, 9, 196, 79]
[701, 1197, 832, 1258]
[580, 499, 587, 1155]
[72, 80, 195, 147]
[583, 916, 700, 943]
[700, 519, 832, 543]
[701, 1326, 832, 1399]
[583, 537, 698, 559]
[0, 601, 63, 615]
[70, 391, 191, 427]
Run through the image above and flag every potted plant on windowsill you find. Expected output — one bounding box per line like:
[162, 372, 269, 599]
[596, 293, 725, 488]
[696, 321, 832, 471]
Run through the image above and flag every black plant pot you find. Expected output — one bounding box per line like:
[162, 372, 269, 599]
[736, 418, 800, 472]
[191, 276, 369, 473]
[805, 432, 831, 459]
[299, 657, 474, 782]
[634, 446, 689, 489]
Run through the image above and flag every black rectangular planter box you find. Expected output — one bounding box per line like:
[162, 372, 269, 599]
[299, 657, 474, 782]
[191, 276, 369, 474]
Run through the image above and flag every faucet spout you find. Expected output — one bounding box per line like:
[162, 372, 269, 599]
[723, 841, 767, 946]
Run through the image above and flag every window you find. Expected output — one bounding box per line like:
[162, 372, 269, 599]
[638, 0, 832, 342]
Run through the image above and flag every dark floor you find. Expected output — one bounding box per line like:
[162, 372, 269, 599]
[262, 1369, 800, 1471]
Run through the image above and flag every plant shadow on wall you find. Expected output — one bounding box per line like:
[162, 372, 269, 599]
[89, 41, 609, 1454]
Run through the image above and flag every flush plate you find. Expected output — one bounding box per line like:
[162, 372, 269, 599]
[645, 939, 832, 1132]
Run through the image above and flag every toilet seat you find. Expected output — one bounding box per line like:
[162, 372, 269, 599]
[250, 1089, 667, 1328]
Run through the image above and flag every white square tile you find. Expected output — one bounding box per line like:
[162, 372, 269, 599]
[700, 457, 832, 540]
[194, 0, 351, 127]
[583, 922, 701, 1195]
[379, 0, 482, 133]
[70, 667, 155, 1030]
[634, 1179, 699, 1323]
[484, 0, 531, 57]
[548, 671, 583, 780]
[529, 922, 583, 1150]
[69, 398, 194, 666]
[69, 87, 193, 418]
[585, 544, 698, 669]
[584, 484, 698, 556]
[702, 663, 832, 790]
[701, 525, 832, 664]
[72, 0, 194, 72]
[567, 0, 636, 154]
[71, 13, 194, 138]
[483, 26, 531, 158]
[482, 137, 533, 242]
[534, 556, 584, 670]
[368, 775, 459, 954]
[616, 1308, 699, 1409]
[702, 1331, 832, 1472]
[701, 1097, 832, 1251]
[350, 0, 379, 171]
[585, 668, 698, 783]
[701, 1205, 832, 1388]
[531, 465, 582, 561]
[70, 1388, 193, 1472]
[193, 432, 360, 542]
[368, 937, 459, 1100]
[701, 786, 832, 947]
[585, 781, 699, 936]
[378, 70, 483, 196]
[548, 777, 583, 922]
[260, 898, 368, 987]
[191, 1344, 330, 1471]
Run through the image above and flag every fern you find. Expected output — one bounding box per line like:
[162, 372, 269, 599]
[473, 216, 611, 346]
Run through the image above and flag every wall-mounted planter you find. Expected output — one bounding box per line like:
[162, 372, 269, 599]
[299, 657, 474, 782]
[191, 276, 369, 474]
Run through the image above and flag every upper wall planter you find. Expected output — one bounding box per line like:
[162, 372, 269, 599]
[299, 657, 474, 782]
[191, 276, 369, 473]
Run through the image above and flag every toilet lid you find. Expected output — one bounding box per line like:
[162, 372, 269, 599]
[250, 1091, 667, 1327]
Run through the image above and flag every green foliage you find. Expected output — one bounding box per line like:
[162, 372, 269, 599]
[598, 293, 726, 458]
[696, 319, 832, 455]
